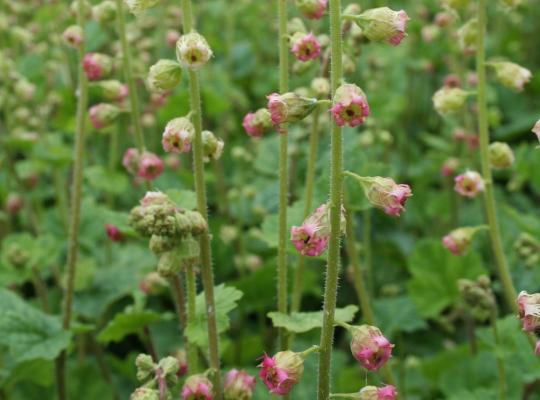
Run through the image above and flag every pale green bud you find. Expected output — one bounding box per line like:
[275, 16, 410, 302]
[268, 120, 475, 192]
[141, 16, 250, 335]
[148, 60, 182, 92]
[489, 142, 514, 169]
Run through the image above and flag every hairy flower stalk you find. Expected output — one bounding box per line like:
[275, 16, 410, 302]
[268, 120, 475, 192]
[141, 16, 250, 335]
[317, 0, 344, 397]
[115, 0, 147, 153]
[277, 0, 289, 351]
[475, 0, 516, 313]
[180, 0, 223, 397]
[185, 264, 199, 371]
[56, 0, 89, 398]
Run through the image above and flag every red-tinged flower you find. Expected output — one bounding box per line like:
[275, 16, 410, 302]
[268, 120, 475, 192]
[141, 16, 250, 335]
[290, 203, 346, 257]
[291, 32, 321, 62]
[62, 25, 83, 48]
[139, 272, 168, 296]
[82, 52, 112, 81]
[167, 30, 181, 47]
[258, 351, 304, 396]
[350, 175, 412, 216]
[104, 224, 122, 242]
[162, 117, 194, 153]
[357, 384, 398, 400]
[242, 109, 272, 138]
[442, 226, 485, 256]
[517, 291, 540, 333]
[89, 103, 121, 129]
[174, 349, 188, 377]
[350, 7, 409, 46]
[224, 369, 256, 400]
[454, 171, 484, 198]
[181, 374, 213, 400]
[350, 325, 394, 371]
[137, 152, 164, 181]
[330, 83, 370, 127]
[296, 0, 328, 19]
[267, 92, 317, 127]
[444, 74, 461, 88]
[123, 148, 141, 175]
[441, 158, 459, 177]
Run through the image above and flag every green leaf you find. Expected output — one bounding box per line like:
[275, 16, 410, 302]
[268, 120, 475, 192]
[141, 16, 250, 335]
[185, 284, 243, 347]
[98, 309, 173, 343]
[373, 296, 427, 339]
[0, 289, 72, 363]
[267, 305, 359, 333]
[85, 165, 128, 195]
[407, 239, 486, 318]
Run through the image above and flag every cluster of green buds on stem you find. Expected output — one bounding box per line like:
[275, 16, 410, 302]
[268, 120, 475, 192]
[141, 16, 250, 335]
[458, 275, 496, 322]
[131, 353, 179, 399]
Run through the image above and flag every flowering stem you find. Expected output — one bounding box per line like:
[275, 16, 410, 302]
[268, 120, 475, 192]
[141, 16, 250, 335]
[291, 106, 321, 313]
[329, 394, 358, 399]
[56, 0, 89, 398]
[180, 1, 223, 397]
[276, 0, 290, 351]
[169, 273, 188, 339]
[475, 0, 516, 312]
[185, 263, 199, 371]
[362, 209, 373, 294]
[490, 310, 506, 400]
[299, 345, 321, 358]
[317, 0, 343, 397]
[115, 0, 146, 152]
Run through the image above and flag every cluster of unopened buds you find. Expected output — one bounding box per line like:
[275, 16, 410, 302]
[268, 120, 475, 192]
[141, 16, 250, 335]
[458, 275, 496, 322]
[129, 191, 207, 276]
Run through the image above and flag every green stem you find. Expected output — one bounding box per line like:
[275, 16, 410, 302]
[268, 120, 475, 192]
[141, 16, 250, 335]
[56, 0, 89, 398]
[277, 0, 289, 350]
[185, 264, 199, 372]
[475, 0, 517, 311]
[362, 208, 373, 295]
[170, 273, 188, 339]
[180, 1, 222, 397]
[329, 394, 358, 399]
[54, 169, 69, 231]
[490, 310, 506, 400]
[115, 0, 146, 151]
[317, 0, 343, 398]
[291, 106, 320, 314]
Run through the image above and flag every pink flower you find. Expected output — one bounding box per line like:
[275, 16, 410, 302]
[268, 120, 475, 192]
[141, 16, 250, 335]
[441, 227, 485, 256]
[330, 83, 370, 127]
[454, 171, 484, 198]
[174, 349, 188, 377]
[104, 224, 122, 242]
[267, 93, 288, 126]
[162, 117, 194, 153]
[181, 374, 213, 400]
[137, 152, 164, 181]
[444, 74, 461, 88]
[242, 109, 272, 138]
[166, 30, 181, 47]
[517, 291, 540, 332]
[353, 175, 412, 216]
[82, 52, 112, 81]
[350, 325, 394, 371]
[224, 369, 256, 399]
[122, 148, 140, 175]
[378, 385, 398, 400]
[258, 351, 304, 396]
[290, 203, 345, 257]
[442, 235, 460, 255]
[388, 10, 409, 46]
[291, 32, 321, 62]
[62, 25, 83, 48]
[267, 92, 317, 127]
[89, 103, 120, 129]
[440, 158, 459, 177]
[297, 0, 327, 19]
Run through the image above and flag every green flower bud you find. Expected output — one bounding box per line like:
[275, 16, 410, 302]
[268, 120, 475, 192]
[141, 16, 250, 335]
[158, 356, 179, 382]
[93, 80, 128, 102]
[488, 61, 532, 92]
[135, 353, 155, 381]
[148, 59, 182, 92]
[489, 142, 515, 169]
[267, 92, 318, 125]
[457, 19, 477, 54]
[130, 388, 159, 400]
[432, 87, 470, 116]
[92, 1, 117, 23]
[125, 0, 160, 15]
[157, 251, 183, 277]
[201, 130, 224, 162]
[149, 234, 178, 253]
[347, 7, 409, 46]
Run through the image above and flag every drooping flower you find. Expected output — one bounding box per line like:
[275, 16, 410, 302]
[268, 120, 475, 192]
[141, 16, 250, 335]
[516, 291, 540, 333]
[94, 80, 129, 102]
[290, 203, 346, 257]
[176, 32, 213, 69]
[330, 83, 370, 127]
[347, 7, 409, 46]
[291, 32, 321, 62]
[162, 117, 195, 153]
[454, 171, 484, 198]
[137, 152, 164, 181]
[105, 224, 122, 242]
[123, 148, 141, 175]
[82, 52, 113, 81]
[174, 348, 188, 377]
[358, 384, 398, 400]
[224, 369, 256, 400]
[139, 271, 168, 295]
[202, 130, 224, 162]
[148, 59, 183, 92]
[242, 109, 272, 138]
[89, 103, 121, 129]
[432, 87, 470, 115]
[62, 25, 84, 48]
[295, 0, 328, 19]
[442, 226, 487, 256]
[440, 158, 460, 177]
[350, 325, 394, 371]
[489, 142, 515, 169]
[488, 61, 532, 92]
[267, 92, 318, 127]
[349, 174, 412, 216]
[181, 374, 213, 400]
[258, 351, 304, 396]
